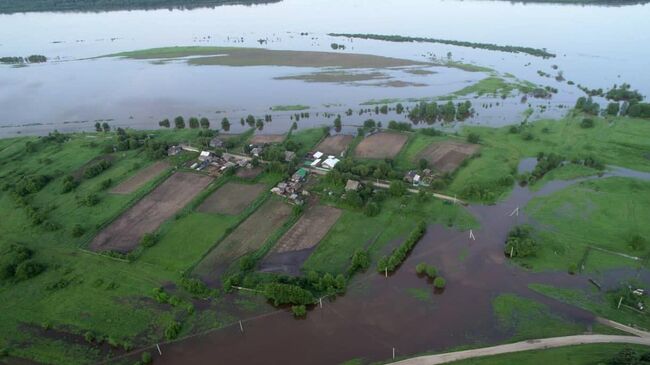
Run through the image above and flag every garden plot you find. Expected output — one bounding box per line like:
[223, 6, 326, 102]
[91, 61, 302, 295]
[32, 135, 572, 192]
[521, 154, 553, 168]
[110, 161, 169, 194]
[90, 172, 212, 253]
[315, 135, 353, 157]
[259, 205, 342, 275]
[354, 132, 408, 159]
[417, 141, 479, 173]
[193, 199, 292, 285]
[197, 182, 266, 215]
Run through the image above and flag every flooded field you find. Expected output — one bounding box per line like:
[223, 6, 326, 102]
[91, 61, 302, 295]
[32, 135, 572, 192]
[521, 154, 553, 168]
[151, 163, 647, 365]
[1, 0, 650, 136]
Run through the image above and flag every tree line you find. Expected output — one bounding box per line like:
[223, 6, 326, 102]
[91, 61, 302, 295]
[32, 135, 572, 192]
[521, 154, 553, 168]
[0, 0, 279, 14]
[0, 55, 47, 64]
[329, 33, 555, 58]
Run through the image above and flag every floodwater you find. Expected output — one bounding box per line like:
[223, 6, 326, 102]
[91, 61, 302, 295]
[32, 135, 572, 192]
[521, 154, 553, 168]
[1, 0, 650, 136]
[141, 165, 649, 365]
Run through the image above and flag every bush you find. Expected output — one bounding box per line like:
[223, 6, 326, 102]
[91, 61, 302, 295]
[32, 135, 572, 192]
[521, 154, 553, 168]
[568, 263, 578, 275]
[179, 277, 211, 297]
[389, 181, 406, 197]
[79, 193, 100, 207]
[99, 178, 112, 190]
[504, 226, 538, 258]
[629, 234, 646, 251]
[433, 277, 446, 289]
[291, 305, 307, 318]
[466, 133, 480, 144]
[61, 175, 78, 193]
[425, 265, 437, 279]
[350, 250, 370, 273]
[164, 321, 182, 340]
[84, 159, 112, 179]
[140, 233, 158, 248]
[141, 351, 153, 364]
[71, 224, 85, 237]
[364, 201, 380, 217]
[263, 283, 314, 306]
[415, 262, 427, 275]
[580, 118, 595, 128]
[14, 260, 45, 281]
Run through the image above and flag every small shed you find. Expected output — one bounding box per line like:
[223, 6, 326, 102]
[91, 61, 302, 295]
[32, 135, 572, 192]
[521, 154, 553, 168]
[313, 151, 324, 159]
[345, 180, 361, 192]
[167, 145, 182, 156]
[285, 150, 296, 162]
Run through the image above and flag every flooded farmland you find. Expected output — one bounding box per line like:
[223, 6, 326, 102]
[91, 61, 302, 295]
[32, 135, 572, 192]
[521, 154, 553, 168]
[151, 163, 650, 365]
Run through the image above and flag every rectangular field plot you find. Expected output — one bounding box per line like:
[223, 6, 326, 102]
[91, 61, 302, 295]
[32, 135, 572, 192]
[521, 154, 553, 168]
[197, 182, 266, 215]
[354, 132, 408, 159]
[315, 135, 353, 157]
[259, 205, 342, 275]
[193, 199, 292, 285]
[418, 141, 479, 173]
[110, 161, 169, 194]
[90, 172, 212, 253]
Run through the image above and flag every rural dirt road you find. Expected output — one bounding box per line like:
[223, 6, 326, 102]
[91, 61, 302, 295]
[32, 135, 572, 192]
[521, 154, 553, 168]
[389, 335, 650, 365]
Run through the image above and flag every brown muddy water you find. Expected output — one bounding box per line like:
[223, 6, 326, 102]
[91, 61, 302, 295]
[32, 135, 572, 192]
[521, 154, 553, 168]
[134, 165, 650, 365]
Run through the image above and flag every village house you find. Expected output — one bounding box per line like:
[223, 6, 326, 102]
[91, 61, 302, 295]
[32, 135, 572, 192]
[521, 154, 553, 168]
[209, 137, 224, 149]
[167, 145, 182, 156]
[322, 156, 340, 169]
[198, 151, 215, 162]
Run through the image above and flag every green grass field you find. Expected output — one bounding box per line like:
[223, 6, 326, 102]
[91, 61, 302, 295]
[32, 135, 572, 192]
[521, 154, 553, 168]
[447, 116, 650, 202]
[445, 344, 650, 365]
[303, 197, 477, 274]
[492, 293, 587, 340]
[521, 177, 650, 272]
[529, 283, 650, 332]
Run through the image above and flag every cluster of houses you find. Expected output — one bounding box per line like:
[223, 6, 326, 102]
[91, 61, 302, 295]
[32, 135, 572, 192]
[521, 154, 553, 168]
[168, 144, 251, 176]
[404, 169, 436, 187]
[309, 151, 340, 170]
[271, 168, 309, 204]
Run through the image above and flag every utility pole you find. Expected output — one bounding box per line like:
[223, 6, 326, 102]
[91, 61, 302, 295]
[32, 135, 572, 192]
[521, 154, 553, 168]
[239, 320, 244, 333]
[509, 206, 519, 217]
[156, 344, 162, 356]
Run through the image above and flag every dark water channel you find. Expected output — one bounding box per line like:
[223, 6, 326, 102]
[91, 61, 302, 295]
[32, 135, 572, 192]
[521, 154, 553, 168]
[144, 165, 650, 364]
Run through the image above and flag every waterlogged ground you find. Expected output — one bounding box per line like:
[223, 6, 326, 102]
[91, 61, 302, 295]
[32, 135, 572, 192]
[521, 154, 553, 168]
[141, 164, 650, 365]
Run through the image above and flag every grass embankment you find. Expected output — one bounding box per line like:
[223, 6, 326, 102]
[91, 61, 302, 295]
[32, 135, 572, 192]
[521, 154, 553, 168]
[106, 46, 427, 69]
[445, 344, 650, 365]
[447, 116, 650, 203]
